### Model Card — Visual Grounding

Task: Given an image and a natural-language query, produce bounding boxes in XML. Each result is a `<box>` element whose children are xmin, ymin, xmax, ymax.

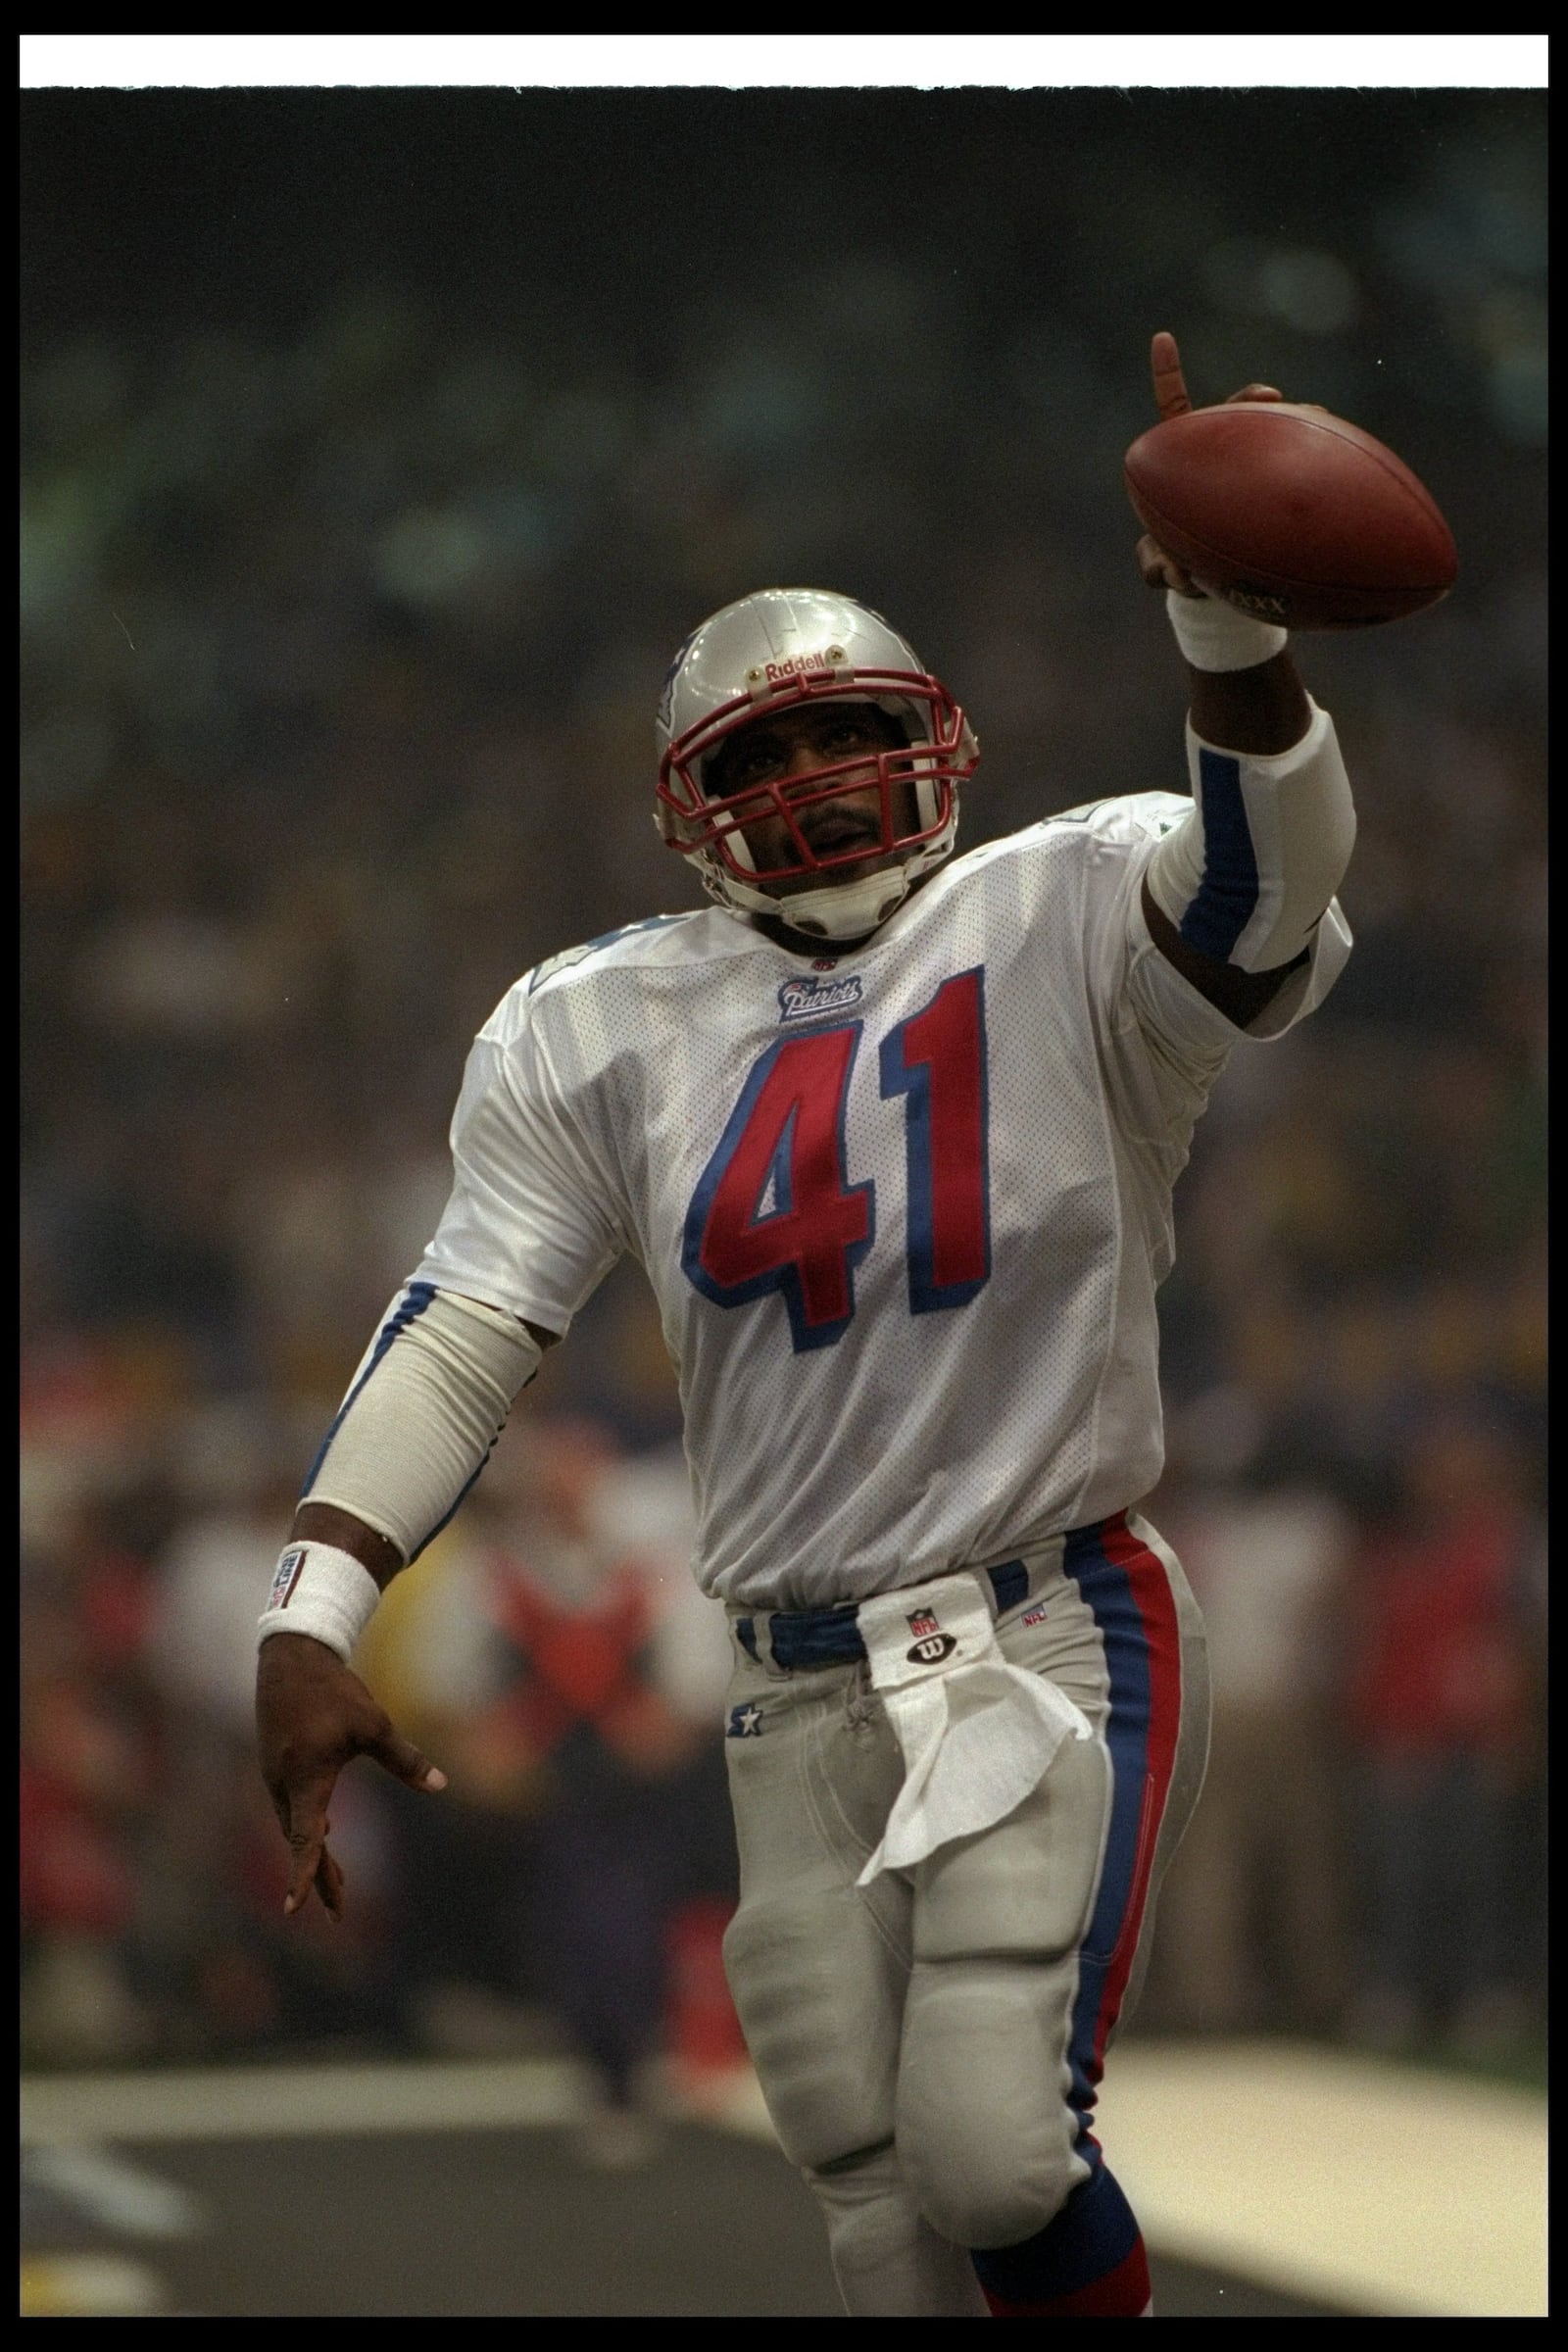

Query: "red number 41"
<box><xmin>681</xmin><ymin>969</ymin><xmax>991</xmax><ymax>1352</ymax></box>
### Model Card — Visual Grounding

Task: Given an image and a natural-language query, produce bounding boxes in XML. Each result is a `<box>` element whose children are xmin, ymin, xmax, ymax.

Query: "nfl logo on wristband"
<box><xmin>269</xmin><ymin>1547</ymin><xmax>308</xmax><ymax>1611</ymax></box>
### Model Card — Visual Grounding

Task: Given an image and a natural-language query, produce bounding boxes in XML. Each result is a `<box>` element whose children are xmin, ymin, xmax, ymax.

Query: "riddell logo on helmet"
<box><xmin>763</xmin><ymin>651</ymin><xmax>836</xmax><ymax>683</ymax></box>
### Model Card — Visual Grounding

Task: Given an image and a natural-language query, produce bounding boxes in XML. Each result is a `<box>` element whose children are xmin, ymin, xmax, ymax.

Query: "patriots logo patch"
<box><xmin>778</xmin><ymin>972</ymin><xmax>864</xmax><ymax>1022</ymax></box>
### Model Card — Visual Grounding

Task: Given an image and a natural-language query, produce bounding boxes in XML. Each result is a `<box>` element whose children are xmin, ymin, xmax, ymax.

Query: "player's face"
<box><xmin>705</xmin><ymin>702</ymin><xmax>918</xmax><ymax>897</ymax></box>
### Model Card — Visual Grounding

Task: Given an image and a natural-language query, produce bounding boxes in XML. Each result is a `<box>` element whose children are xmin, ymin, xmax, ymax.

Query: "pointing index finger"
<box><xmin>1151</xmin><ymin>331</ymin><xmax>1191</xmax><ymax>423</ymax></box>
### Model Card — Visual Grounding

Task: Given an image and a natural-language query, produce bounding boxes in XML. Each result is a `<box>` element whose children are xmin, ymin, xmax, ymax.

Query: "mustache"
<box><xmin>797</xmin><ymin>808</ymin><xmax>882</xmax><ymax>845</ymax></box>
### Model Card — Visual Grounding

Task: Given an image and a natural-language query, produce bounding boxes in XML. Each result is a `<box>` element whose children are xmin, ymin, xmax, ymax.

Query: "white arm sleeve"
<box><xmin>302</xmin><ymin>1286</ymin><xmax>542</xmax><ymax>1564</ymax></box>
<box><xmin>1144</xmin><ymin>698</ymin><xmax>1355</xmax><ymax>974</ymax></box>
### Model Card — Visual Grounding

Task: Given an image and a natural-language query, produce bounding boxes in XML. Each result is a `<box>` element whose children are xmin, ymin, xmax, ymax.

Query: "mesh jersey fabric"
<box><xmin>416</xmin><ymin>785</ymin><xmax>1351</xmax><ymax>1611</ymax></box>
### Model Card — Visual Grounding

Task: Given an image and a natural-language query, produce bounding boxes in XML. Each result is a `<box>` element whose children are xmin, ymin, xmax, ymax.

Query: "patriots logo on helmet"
<box><xmin>657</xmin><ymin>628</ymin><xmax>699</xmax><ymax>732</ymax></box>
<box><xmin>906</xmin><ymin>1608</ymin><xmax>957</xmax><ymax>1666</ymax></box>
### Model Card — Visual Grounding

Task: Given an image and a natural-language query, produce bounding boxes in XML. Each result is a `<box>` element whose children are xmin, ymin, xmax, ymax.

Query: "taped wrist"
<box><xmin>300</xmin><ymin>1285</ymin><xmax>544</xmax><ymax>1564</ymax></box>
<box><xmin>1145</xmin><ymin>699</ymin><xmax>1355</xmax><ymax>973</ymax></box>
<box><xmin>258</xmin><ymin>1542</ymin><xmax>380</xmax><ymax>1661</ymax></box>
<box><xmin>1165</xmin><ymin>588</ymin><xmax>1288</xmax><ymax>672</ymax></box>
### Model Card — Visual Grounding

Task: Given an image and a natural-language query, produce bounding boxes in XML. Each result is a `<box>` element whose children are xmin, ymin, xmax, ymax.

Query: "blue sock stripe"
<box><xmin>969</xmin><ymin>2162</ymin><xmax>1142</xmax><ymax>2300</ymax></box>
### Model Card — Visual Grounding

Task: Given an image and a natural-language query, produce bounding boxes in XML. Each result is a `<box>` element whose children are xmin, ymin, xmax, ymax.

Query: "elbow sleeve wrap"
<box><xmin>301</xmin><ymin>1285</ymin><xmax>543</xmax><ymax>1564</ymax></box>
<box><xmin>1145</xmin><ymin>699</ymin><xmax>1356</xmax><ymax>973</ymax></box>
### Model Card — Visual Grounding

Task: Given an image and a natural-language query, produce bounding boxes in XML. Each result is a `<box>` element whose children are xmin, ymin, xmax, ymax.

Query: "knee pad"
<box><xmin>896</xmin><ymin>1955</ymin><xmax>1090</xmax><ymax>2248</ymax></box>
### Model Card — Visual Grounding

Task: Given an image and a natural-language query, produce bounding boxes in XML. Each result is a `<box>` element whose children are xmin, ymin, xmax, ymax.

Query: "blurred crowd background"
<box><xmin>22</xmin><ymin>84</ymin><xmax>1544</xmax><ymax>2108</ymax></box>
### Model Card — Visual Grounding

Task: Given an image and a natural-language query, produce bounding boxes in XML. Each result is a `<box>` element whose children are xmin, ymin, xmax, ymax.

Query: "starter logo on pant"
<box><xmin>728</xmin><ymin>1702</ymin><xmax>764</xmax><ymax>1738</ymax></box>
<box><xmin>905</xmin><ymin>1608</ymin><xmax>957</xmax><ymax>1666</ymax></box>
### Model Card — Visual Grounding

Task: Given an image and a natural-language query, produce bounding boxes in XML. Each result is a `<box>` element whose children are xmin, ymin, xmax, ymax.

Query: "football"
<box><xmin>1123</xmin><ymin>401</ymin><xmax>1457</xmax><ymax>628</ymax></box>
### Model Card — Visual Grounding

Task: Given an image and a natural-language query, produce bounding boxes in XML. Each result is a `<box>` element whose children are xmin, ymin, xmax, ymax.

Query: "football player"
<box><xmin>257</xmin><ymin>333</ymin><xmax>1355</xmax><ymax>2317</ymax></box>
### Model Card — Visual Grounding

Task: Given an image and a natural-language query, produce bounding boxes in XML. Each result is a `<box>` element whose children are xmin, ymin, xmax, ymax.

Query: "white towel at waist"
<box><xmin>855</xmin><ymin>1569</ymin><xmax>1092</xmax><ymax>1886</ymax></box>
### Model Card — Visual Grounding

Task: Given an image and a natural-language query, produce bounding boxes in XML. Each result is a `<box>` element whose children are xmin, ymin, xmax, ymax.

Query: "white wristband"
<box><xmin>258</xmin><ymin>1542</ymin><xmax>381</xmax><ymax>1663</ymax></box>
<box><xmin>1165</xmin><ymin>588</ymin><xmax>1288</xmax><ymax>672</ymax></box>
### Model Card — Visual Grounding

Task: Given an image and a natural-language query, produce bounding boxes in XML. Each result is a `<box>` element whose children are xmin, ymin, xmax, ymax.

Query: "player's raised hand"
<box><xmin>1150</xmin><ymin>328</ymin><xmax>1195</xmax><ymax>424</ymax></box>
<box><xmin>1139</xmin><ymin>330</ymin><xmax>1287</xmax><ymax>597</ymax></box>
<box><xmin>257</xmin><ymin>1631</ymin><xmax>447</xmax><ymax>1920</ymax></box>
<box><xmin>1149</xmin><ymin>327</ymin><xmax>1285</xmax><ymax>424</ymax></box>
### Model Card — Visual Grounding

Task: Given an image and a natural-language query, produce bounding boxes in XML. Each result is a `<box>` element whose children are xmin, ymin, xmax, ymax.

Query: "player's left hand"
<box><xmin>1136</xmin><ymin>330</ymin><xmax>1287</xmax><ymax>600</ymax></box>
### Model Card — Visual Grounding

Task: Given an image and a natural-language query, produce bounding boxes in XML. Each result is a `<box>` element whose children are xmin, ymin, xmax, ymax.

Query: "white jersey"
<box><xmin>416</xmin><ymin>791</ymin><xmax>1350</xmax><ymax>1611</ymax></box>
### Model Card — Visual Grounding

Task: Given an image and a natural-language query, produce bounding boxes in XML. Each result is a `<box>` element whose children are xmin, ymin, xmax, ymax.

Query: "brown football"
<box><xmin>1123</xmin><ymin>400</ymin><xmax>1457</xmax><ymax>629</ymax></box>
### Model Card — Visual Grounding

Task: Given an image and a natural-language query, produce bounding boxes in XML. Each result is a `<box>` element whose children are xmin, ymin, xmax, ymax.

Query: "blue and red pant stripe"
<box><xmin>1063</xmin><ymin>1509</ymin><xmax>1185</xmax><ymax>2127</ymax></box>
<box><xmin>970</xmin><ymin>1511</ymin><xmax>1183</xmax><ymax>2316</ymax></box>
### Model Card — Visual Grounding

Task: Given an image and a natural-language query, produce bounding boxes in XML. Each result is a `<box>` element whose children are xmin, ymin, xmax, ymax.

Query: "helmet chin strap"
<box><xmin>715</xmin><ymin>863</ymin><xmax>915</xmax><ymax>943</ymax></box>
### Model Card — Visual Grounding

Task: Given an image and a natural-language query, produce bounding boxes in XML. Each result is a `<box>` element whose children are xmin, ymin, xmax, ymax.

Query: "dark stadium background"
<box><xmin>21</xmin><ymin>76</ymin><xmax>1544</xmax><ymax>2317</ymax></box>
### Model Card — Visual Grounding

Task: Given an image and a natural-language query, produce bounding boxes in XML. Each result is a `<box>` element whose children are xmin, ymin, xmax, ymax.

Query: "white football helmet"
<box><xmin>655</xmin><ymin>587</ymin><xmax>978</xmax><ymax>942</ymax></box>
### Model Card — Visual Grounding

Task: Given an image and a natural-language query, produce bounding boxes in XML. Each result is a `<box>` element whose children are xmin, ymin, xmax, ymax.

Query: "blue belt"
<box><xmin>737</xmin><ymin>1558</ymin><xmax>1031</xmax><ymax>1672</ymax></box>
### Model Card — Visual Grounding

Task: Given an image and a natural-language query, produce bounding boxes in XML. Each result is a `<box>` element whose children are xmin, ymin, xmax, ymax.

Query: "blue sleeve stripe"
<box><xmin>298</xmin><ymin>1280</ymin><xmax>439</xmax><ymax>1502</ymax></box>
<box><xmin>405</xmin><ymin>1446</ymin><xmax>495</xmax><ymax>1566</ymax></box>
<box><xmin>1178</xmin><ymin>747</ymin><xmax>1259</xmax><ymax>961</ymax></box>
